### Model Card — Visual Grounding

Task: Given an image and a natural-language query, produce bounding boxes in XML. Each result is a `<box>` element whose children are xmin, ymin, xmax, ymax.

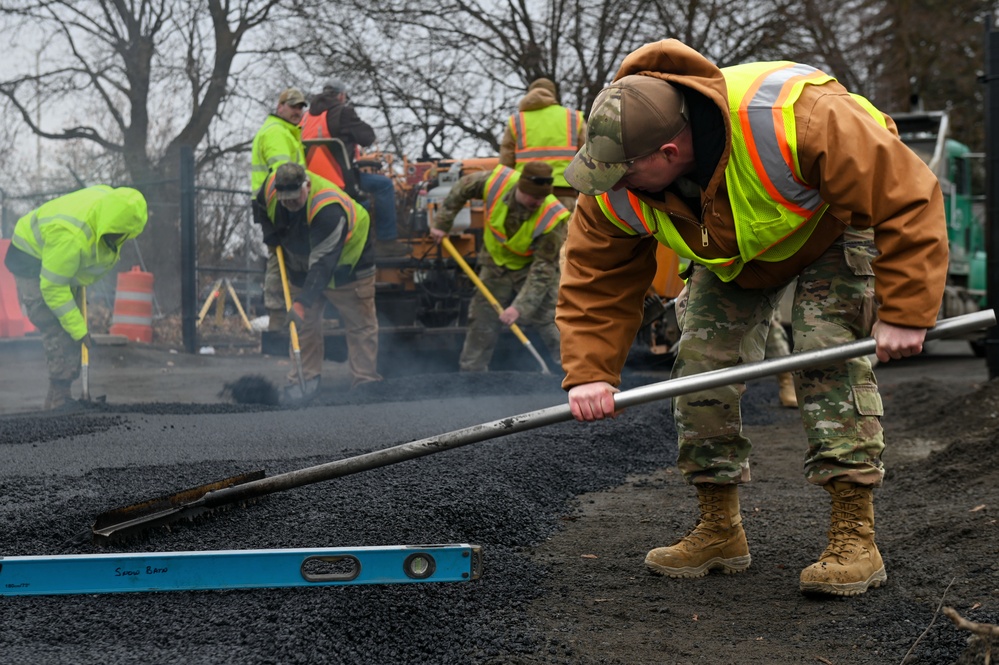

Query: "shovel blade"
<box><xmin>281</xmin><ymin>377</ymin><xmax>321</xmax><ymax>405</ymax></box>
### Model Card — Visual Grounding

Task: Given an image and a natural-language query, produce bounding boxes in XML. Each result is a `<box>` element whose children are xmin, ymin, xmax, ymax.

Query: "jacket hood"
<box><xmin>612</xmin><ymin>39</ymin><xmax>732</xmax><ymax>196</ymax></box>
<box><xmin>91</xmin><ymin>187</ymin><xmax>148</xmax><ymax>241</ymax></box>
<box><xmin>308</xmin><ymin>90</ymin><xmax>341</xmax><ymax>115</ymax></box>
<box><xmin>517</xmin><ymin>87</ymin><xmax>559</xmax><ymax>112</ymax></box>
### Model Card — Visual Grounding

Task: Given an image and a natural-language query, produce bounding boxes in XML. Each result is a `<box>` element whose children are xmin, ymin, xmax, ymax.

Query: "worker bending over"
<box><xmin>429</xmin><ymin>162</ymin><xmax>567</xmax><ymax>373</ymax></box>
<box><xmin>4</xmin><ymin>186</ymin><xmax>148</xmax><ymax>409</ymax></box>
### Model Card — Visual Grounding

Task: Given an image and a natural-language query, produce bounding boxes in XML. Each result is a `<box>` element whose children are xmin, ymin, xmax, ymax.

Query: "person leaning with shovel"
<box><xmin>253</xmin><ymin>162</ymin><xmax>382</xmax><ymax>396</ymax></box>
<box><xmin>428</xmin><ymin>161</ymin><xmax>568</xmax><ymax>373</ymax></box>
<box><xmin>3</xmin><ymin>185</ymin><xmax>148</xmax><ymax>410</ymax></box>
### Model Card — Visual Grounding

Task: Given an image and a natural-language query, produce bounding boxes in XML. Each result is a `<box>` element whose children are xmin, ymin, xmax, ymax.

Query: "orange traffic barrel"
<box><xmin>109</xmin><ymin>266</ymin><xmax>154</xmax><ymax>343</ymax></box>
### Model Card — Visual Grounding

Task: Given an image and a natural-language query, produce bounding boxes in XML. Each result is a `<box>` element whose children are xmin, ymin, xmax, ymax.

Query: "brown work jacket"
<box><xmin>557</xmin><ymin>39</ymin><xmax>949</xmax><ymax>389</ymax></box>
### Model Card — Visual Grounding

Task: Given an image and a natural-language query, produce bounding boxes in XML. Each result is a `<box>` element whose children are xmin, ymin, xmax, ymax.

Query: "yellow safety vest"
<box><xmin>264</xmin><ymin>171</ymin><xmax>369</xmax><ymax>280</ymax></box>
<box><xmin>597</xmin><ymin>62</ymin><xmax>887</xmax><ymax>282</ymax></box>
<box><xmin>510</xmin><ymin>105</ymin><xmax>584</xmax><ymax>189</ymax></box>
<box><xmin>482</xmin><ymin>165</ymin><xmax>569</xmax><ymax>271</ymax></box>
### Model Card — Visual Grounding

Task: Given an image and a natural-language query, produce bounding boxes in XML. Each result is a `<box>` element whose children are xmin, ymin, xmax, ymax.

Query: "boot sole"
<box><xmin>799</xmin><ymin>566</ymin><xmax>887</xmax><ymax>596</ymax></box>
<box><xmin>645</xmin><ymin>554</ymin><xmax>752</xmax><ymax>578</ymax></box>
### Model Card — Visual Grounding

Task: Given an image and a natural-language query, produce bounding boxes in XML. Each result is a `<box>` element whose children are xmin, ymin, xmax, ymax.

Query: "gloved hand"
<box><xmin>287</xmin><ymin>301</ymin><xmax>307</xmax><ymax>329</ymax></box>
<box><xmin>79</xmin><ymin>333</ymin><xmax>94</xmax><ymax>349</ymax></box>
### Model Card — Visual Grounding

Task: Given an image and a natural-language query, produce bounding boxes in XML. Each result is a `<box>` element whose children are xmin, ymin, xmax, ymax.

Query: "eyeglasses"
<box><xmin>522</xmin><ymin>175</ymin><xmax>555</xmax><ymax>186</ymax></box>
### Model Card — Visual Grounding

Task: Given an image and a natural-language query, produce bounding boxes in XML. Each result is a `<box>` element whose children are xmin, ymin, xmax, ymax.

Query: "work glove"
<box><xmin>79</xmin><ymin>333</ymin><xmax>94</xmax><ymax>349</ymax></box>
<box><xmin>287</xmin><ymin>301</ymin><xmax>307</xmax><ymax>329</ymax></box>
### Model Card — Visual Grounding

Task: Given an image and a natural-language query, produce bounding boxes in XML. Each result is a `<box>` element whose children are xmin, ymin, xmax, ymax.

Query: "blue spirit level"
<box><xmin>0</xmin><ymin>544</ymin><xmax>482</xmax><ymax>596</ymax></box>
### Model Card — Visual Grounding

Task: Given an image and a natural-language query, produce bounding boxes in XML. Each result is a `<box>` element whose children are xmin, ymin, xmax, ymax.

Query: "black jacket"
<box><xmin>307</xmin><ymin>90</ymin><xmax>377</xmax><ymax>158</ymax></box>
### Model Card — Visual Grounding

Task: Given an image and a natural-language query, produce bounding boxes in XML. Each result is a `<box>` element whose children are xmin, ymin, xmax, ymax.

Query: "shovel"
<box><xmin>78</xmin><ymin>287</ymin><xmax>106</xmax><ymax>404</ymax></box>
<box><xmin>274</xmin><ymin>246</ymin><xmax>318</xmax><ymax>403</ymax></box>
<box><xmin>441</xmin><ymin>236</ymin><xmax>551</xmax><ymax>375</ymax></box>
<box><xmin>89</xmin><ymin>309</ymin><xmax>995</xmax><ymax>544</ymax></box>
<box><xmin>80</xmin><ymin>286</ymin><xmax>90</xmax><ymax>402</ymax></box>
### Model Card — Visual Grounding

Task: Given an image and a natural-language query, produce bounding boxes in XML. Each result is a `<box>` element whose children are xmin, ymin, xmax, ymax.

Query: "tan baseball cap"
<box><xmin>565</xmin><ymin>75</ymin><xmax>688</xmax><ymax>196</ymax></box>
<box><xmin>278</xmin><ymin>87</ymin><xmax>307</xmax><ymax>108</ymax></box>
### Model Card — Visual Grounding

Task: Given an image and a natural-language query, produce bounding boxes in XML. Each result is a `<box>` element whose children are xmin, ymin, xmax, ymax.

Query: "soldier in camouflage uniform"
<box><xmin>556</xmin><ymin>41</ymin><xmax>948</xmax><ymax>597</ymax></box>
<box><xmin>429</xmin><ymin>161</ymin><xmax>568</xmax><ymax>372</ymax></box>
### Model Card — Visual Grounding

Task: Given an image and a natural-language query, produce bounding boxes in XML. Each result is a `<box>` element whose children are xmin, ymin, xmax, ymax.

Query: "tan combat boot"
<box><xmin>799</xmin><ymin>480</ymin><xmax>887</xmax><ymax>596</ymax></box>
<box><xmin>645</xmin><ymin>483</ymin><xmax>751</xmax><ymax>578</ymax></box>
<box><xmin>777</xmin><ymin>372</ymin><xmax>798</xmax><ymax>408</ymax></box>
<box><xmin>44</xmin><ymin>379</ymin><xmax>73</xmax><ymax>410</ymax></box>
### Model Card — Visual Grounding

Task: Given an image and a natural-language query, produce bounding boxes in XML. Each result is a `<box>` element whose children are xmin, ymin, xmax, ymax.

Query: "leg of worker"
<box><xmin>793</xmin><ymin>228</ymin><xmax>886</xmax><ymax>595</ymax></box>
<box><xmin>646</xmin><ymin>266</ymin><xmax>782</xmax><ymax>577</ymax></box>
<box><xmin>357</xmin><ymin>171</ymin><xmax>398</xmax><ymax>241</ymax></box>
<box><xmin>14</xmin><ymin>276</ymin><xmax>80</xmax><ymax>408</ymax></box>
<box><xmin>766</xmin><ymin>313</ymin><xmax>797</xmax><ymax>408</ymax></box>
<box><xmin>323</xmin><ymin>271</ymin><xmax>382</xmax><ymax>387</ymax></box>
<box><xmin>286</xmin><ymin>283</ymin><xmax>324</xmax><ymax>385</ymax></box>
<box><xmin>459</xmin><ymin>264</ymin><xmax>512</xmax><ymax>372</ymax></box>
<box><xmin>519</xmin><ymin>280</ymin><xmax>561</xmax><ymax>368</ymax></box>
<box><xmin>263</xmin><ymin>252</ymin><xmax>286</xmax><ymax>331</ymax></box>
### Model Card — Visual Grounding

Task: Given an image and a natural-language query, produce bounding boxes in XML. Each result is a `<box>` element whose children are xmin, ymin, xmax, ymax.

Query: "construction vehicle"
<box><xmin>892</xmin><ymin>111</ymin><xmax>988</xmax><ymax>355</ymax></box>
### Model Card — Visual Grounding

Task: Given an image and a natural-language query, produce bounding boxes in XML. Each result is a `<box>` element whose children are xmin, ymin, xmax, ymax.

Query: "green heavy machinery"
<box><xmin>892</xmin><ymin>111</ymin><xmax>988</xmax><ymax>355</ymax></box>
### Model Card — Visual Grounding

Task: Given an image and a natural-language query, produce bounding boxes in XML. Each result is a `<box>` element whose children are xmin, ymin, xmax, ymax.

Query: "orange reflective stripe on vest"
<box><xmin>737</xmin><ymin>63</ymin><xmax>827</xmax><ymax>218</ymax></box>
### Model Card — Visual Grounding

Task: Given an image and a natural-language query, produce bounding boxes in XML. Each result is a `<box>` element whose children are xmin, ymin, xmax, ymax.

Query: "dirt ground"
<box><xmin>525</xmin><ymin>343</ymin><xmax>999</xmax><ymax>665</ymax></box>
<box><xmin>1</xmin><ymin>332</ymin><xmax>997</xmax><ymax>663</ymax></box>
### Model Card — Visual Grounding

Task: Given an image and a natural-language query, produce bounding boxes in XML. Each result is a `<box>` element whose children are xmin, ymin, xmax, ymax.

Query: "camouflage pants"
<box><xmin>14</xmin><ymin>276</ymin><xmax>82</xmax><ymax>382</ymax></box>
<box><xmin>672</xmin><ymin>228</ymin><xmax>884</xmax><ymax>487</ymax></box>
<box><xmin>765</xmin><ymin>310</ymin><xmax>791</xmax><ymax>358</ymax></box>
<box><xmin>460</xmin><ymin>263</ymin><xmax>561</xmax><ymax>372</ymax></box>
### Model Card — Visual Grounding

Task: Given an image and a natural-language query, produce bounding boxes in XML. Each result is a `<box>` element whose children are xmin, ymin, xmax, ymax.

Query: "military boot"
<box><xmin>799</xmin><ymin>480</ymin><xmax>887</xmax><ymax>596</ymax></box>
<box><xmin>44</xmin><ymin>379</ymin><xmax>73</xmax><ymax>410</ymax></box>
<box><xmin>777</xmin><ymin>372</ymin><xmax>798</xmax><ymax>408</ymax></box>
<box><xmin>645</xmin><ymin>483</ymin><xmax>751</xmax><ymax>578</ymax></box>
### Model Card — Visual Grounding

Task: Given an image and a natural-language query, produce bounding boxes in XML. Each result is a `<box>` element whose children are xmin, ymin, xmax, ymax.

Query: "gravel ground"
<box><xmin>1</xmin><ymin>338</ymin><xmax>997</xmax><ymax>664</ymax></box>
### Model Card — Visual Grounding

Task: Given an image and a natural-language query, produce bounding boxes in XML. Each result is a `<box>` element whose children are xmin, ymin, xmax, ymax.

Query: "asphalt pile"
<box><xmin>1</xmin><ymin>370</ymin><xmax>679</xmax><ymax>664</ymax></box>
<box><xmin>4</xmin><ymin>369</ymin><xmax>995</xmax><ymax>664</ymax></box>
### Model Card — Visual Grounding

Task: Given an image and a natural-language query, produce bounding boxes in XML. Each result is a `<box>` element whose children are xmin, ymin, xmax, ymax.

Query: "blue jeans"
<box><xmin>357</xmin><ymin>171</ymin><xmax>397</xmax><ymax>241</ymax></box>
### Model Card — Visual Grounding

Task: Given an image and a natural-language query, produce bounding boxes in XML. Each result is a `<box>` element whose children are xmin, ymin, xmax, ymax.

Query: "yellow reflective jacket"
<box><xmin>10</xmin><ymin>186</ymin><xmax>148</xmax><ymax>340</ymax></box>
<box><xmin>250</xmin><ymin>114</ymin><xmax>306</xmax><ymax>194</ymax></box>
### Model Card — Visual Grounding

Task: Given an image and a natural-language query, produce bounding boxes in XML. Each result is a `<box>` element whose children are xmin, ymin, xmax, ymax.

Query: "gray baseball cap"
<box><xmin>273</xmin><ymin>163</ymin><xmax>307</xmax><ymax>200</ymax></box>
<box><xmin>565</xmin><ymin>75</ymin><xmax>689</xmax><ymax>196</ymax></box>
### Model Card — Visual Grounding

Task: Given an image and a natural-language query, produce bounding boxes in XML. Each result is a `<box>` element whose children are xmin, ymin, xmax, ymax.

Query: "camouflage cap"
<box><xmin>278</xmin><ymin>87</ymin><xmax>307</xmax><ymax>108</ymax></box>
<box><xmin>273</xmin><ymin>163</ymin><xmax>307</xmax><ymax>200</ymax></box>
<box><xmin>565</xmin><ymin>75</ymin><xmax>688</xmax><ymax>196</ymax></box>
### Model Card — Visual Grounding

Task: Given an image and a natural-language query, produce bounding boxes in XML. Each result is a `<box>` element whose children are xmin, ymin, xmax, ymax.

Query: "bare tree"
<box><xmin>294</xmin><ymin>0</ymin><xmax>802</xmax><ymax>161</ymax></box>
<box><xmin>788</xmin><ymin>0</ymin><xmax>996</xmax><ymax>150</ymax></box>
<box><xmin>0</xmin><ymin>0</ymin><xmax>299</xmax><ymax>311</ymax></box>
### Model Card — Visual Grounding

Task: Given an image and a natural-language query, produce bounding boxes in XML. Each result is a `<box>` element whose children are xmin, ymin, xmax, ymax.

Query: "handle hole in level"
<box><xmin>301</xmin><ymin>555</ymin><xmax>360</xmax><ymax>582</ymax></box>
